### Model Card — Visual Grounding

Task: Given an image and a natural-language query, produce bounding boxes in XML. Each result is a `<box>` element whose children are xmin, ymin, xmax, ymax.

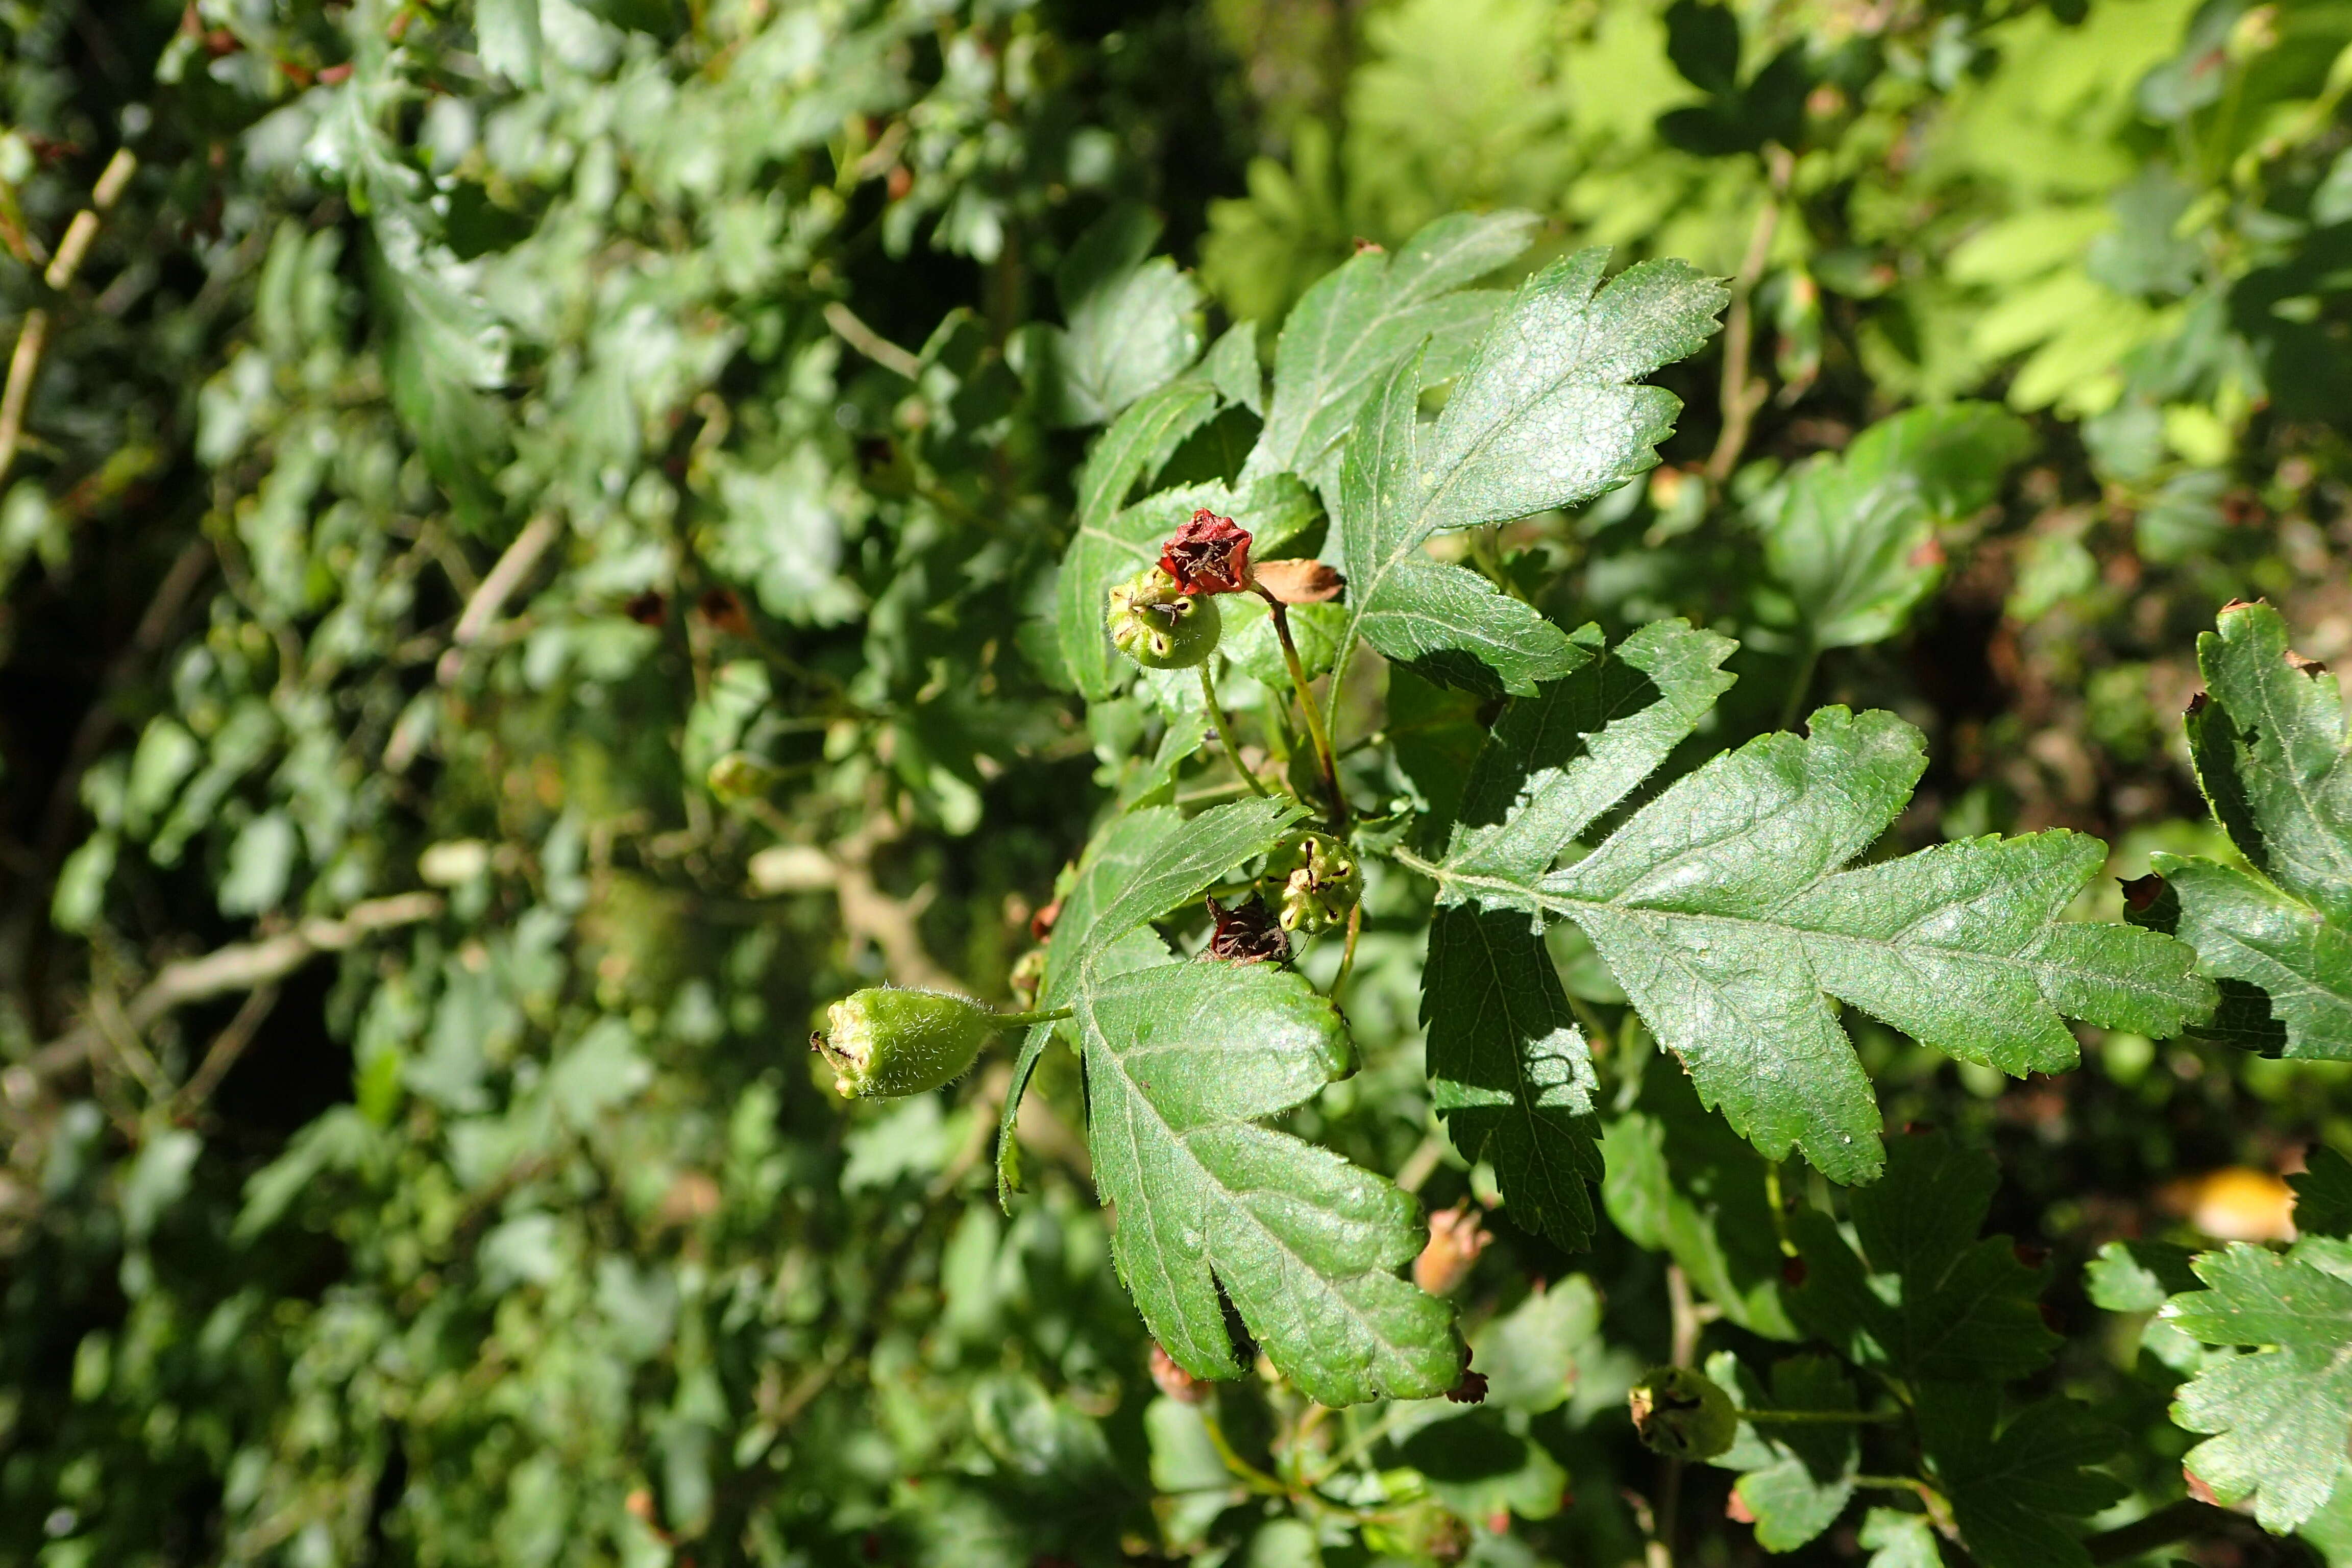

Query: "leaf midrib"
<box><xmin>1075</xmin><ymin>957</ymin><xmax>1436</xmax><ymax>1392</ymax></box>
<box><xmin>1429</xmin><ymin>863</ymin><xmax>2194</xmax><ymax>998</ymax></box>
<box><xmin>1261</xmin><ymin>222</ymin><xmax>1518</xmax><ymax>476</ymax></box>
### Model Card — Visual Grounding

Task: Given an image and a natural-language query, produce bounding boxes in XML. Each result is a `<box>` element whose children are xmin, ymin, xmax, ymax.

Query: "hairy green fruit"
<box><xmin>1265</xmin><ymin>830</ymin><xmax>1362</xmax><ymax>933</ymax></box>
<box><xmin>1108</xmin><ymin>567</ymin><xmax>1220</xmax><ymax>669</ymax></box>
<box><xmin>814</xmin><ymin>987</ymin><xmax>998</xmax><ymax>1099</ymax></box>
<box><xmin>1629</xmin><ymin>1366</ymin><xmax>1737</xmax><ymax>1460</ymax></box>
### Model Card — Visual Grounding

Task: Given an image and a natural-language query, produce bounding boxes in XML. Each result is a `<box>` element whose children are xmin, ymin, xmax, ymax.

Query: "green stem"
<box><xmin>1777</xmin><ymin>639</ymin><xmax>1819</xmax><ymax>734</ymax></box>
<box><xmin>1199</xmin><ymin>660</ymin><xmax>1269</xmax><ymax>797</ymax></box>
<box><xmin>2084</xmin><ymin>1498</ymin><xmax>2222</xmax><ymax>1565</ymax></box>
<box><xmin>1763</xmin><ymin>1162</ymin><xmax>1797</xmax><ymax>1257</ymax></box>
<box><xmin>1852</xmin><ymin>1475</ymin><xmax>1939</xmax><ymax>1497</ymax></box>
<box><xmin>1263</xmin><ymin>592</ymin><xmax>1347</xmax><ymax>829</ymax></box>
<box><xmin>995</xmin><ymin>1007</ymin><xmax>1073</xmax><ymax>1028</ymax></box>
<box><xmin>1305</xmin><ymin>1403</ymin><xmax>1410</xmax><ymax>1488</ymax></box>
<box><xmin>1332</xmin><ymin>901</ymin><xmax>1362</xmax><ymax>1001</ymax></box>
<box><xmin>1199</xmin><ymin>1404</ymin><xmax>1289</xmax><ymax>1499</ymax></box>
<box><xmin>1747</xmin><ymin>1408</ymin><xmax>1905</xmax><ymax>1426</ymax></box>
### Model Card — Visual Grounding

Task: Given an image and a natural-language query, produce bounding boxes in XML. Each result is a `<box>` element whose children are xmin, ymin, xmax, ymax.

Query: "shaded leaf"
<box><xmin>1708</xmin><ymin>1352</ymin><xmax>1857</xmax><ymax>1551</ymax></box>
<box><xmin>1752</xmin><ymin>402</ymin><xmax>2032</xmax><ymax>650</ymax></box>
<box><xmin>1333</xmin><ymin>251</ymin><xmax>1724</xmax><ymax>696</ymax></box>
<box><xmin>1430</xmin><ymin>707</ymin><xmax>2211</xmax><ymax>1181</ymax></box>
<box><xmin>2165</xmin><ymin>1240</ymin><xmax>2352</xmax><ymax>1531</ymax></box>
<box><xmin>1245</xmin><ymin>209</ymin><xmax>1538</xmax><ymax>485</ymax></box>
<box><xmin>1787</xmin><ymin>1130</ymin><xmax>2058</xmax><ymax>1384</ymax></box>
<box><xmin>1917</xmin><ymin>1385</ymin><xmax>2124</xmax><ymax>1568</ymax></box>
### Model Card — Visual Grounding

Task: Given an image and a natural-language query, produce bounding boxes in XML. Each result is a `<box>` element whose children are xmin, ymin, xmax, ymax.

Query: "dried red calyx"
<box><xmin>1160</xmin><ymin>509</ymin><xmax>1253</xmax><ymax>595</ymax></box>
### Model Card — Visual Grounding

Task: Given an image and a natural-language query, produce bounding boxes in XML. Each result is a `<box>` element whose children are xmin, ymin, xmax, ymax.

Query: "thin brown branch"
<box><xmin>19</xmin><ymin>893</ymin><xmax>444</xmax><ymax>1091</ymax></box>
<box><xmin>1703</xmin><ymin>191</ymin><xmax>1781</xmax><ymax>488</ymax></box>
<box><xmin>43</xmin><ymin>148</ymin><xmax>138</xmax><ymax>290</ymax></box>
<box><xmin>170</xmin><ymin>983</ymin><xmax>282</xmax><ymax>1117</ymax></box>
<box><xmin>0</xmin><ymin>147</ymin><xmax>140</xmax><ymax>489</ymax></box>
<box><xmin>822</xmin><ymin>302</ymin><xmax>923</xmax><ymax>380</ymax></box>
<box><xmin>0</xmin><ymin>307</ymin><xmax>50</xmax><ymax>488</ymax></box>
<box><xmin>436</xmin><ymin>511</ymin><xmax>562</xmax><ymax>683</ymax></box>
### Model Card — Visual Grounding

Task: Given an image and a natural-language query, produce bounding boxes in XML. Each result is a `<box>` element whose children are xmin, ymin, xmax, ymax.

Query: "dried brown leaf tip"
<box><xmin>1253</xmin><ymin>558</ymin><xmax>1346</xmax><ymax>605</ymax></box>
<box><xmin>1160</xmin><ymin>509</ymin><xmax>1253</xmax><ymax>595</ymax></box>
<box><xmin>1203</xmin><ymin>895</ymin><xmax>1288</xmax><ymax>964</ymax></box>
<box><xmin>1148</xmin><ymin>1342</ymin><xmax>1210</xmax><ymax>1404</ymax></box>
<box><xmin>1413</xmin><ymin>1202</ymin><xmax>1492</xmax><ymax>1296</ymax></box>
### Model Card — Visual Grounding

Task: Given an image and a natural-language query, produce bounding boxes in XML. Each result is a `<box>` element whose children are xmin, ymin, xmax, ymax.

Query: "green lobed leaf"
<box><xmin>1331</xmin><ymin>251</ymin><xmax>1725</xmax><ymax>698</ymax></box>
<box><xmin>998</xmin><ymin>796</ymin><xmax>1305</xmax><ymax>1202</ymax></box>
<box><xmin>2151</xmin><ymin>857</ymin><xmax>2348</xmax><ymax>1054</ymax></box>
<box><xmin>1074</xmin><ymin>379</ymin><xmax>1225</xmax><ymax>532</ymax></box>
<box><xmin>1917</xmin><ymin>1384</ymin><xmax>2125</xmax><ymax>1568</ymax></box>
<box><xmin>1437</xmin><ymin>617</ymin><xmax>1738</xmax><ymax>890</ymax></box>
<box><xmin>1244</xmin><ymin>209</ymin><xmax>1538</xmax><ymax>486</ymax></box>
<box><xmin>1335</xmin><ymin>346</ymin><xmax>1587</xmax><ymax>698</ymax></box>
<box><xmin>2164</xmin><ymin>1240</ymin><xmax>2352</xmax><ymax>1531</ymax></box>
<box><xmin>1787</xmin><ymin>1130</ymin><xmax>2059</xmax><ymax>1384</ymax></box>
<box><xmin>995</xmin><ymin>799</ymin><xmax>1461</xmax><ymax>1403</ymax></box>
<box><xmin>2160</xmin><ymin>601</ymin><xmax>2352</xmax><ymax>1057</ymax></box>
<box><xmin>1081</xmin><ymin>959</ymin><xmax>1461</xmax><ymax>1405</ymax></box>
<box><xmin>1859</xmin><ymin>1507</ymin><xmax>1944</xmax><ymax>1567</ymax></box>
<box><xmin>1028</xmin><ymin>206</ymin><xmax>1206</xmax><ymax>429</ymax></box>
<box><xmin>2295</xmin><ymin>1146</ymin><xmax>2352</xmax><ymax>1238</ymax></box>
<box><xmin>1422</xmin><ymin>620</ymin><xmax>1734</xmax><ymax>1248</ymax></box>
<box><xmin>1707</xmin><ymin>1352</ymin><xmax>1858</xmax><ymax>1551</ymax></box>
<box><xmin>1752</xmin><ymin>402</ymin><xmax>2032</xmax><ymax>650</ymax></box>
<box><xmin>1429</xmin><ymin>706</ymin><xmax>2211</xmax><ymax>1181</ymax></box>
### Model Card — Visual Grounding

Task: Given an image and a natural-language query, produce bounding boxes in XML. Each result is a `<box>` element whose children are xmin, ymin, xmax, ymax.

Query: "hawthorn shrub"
<box><xmin>6</xmin><ymin>3</ymin><xmax>2352</xmax><ymax>1568</ymax></box>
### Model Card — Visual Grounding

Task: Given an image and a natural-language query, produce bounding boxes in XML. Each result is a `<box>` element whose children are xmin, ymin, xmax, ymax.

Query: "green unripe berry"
<box><xmin>1108</xmin><ymin>567</ymin><xmax>1220</xmax><ymax>670</ymax></box>
<box><xmin>1628</xmin><ymin>1366</ymin><xmax>1737</xmax><ymax>1460</ymax></box>
<box><xmin>1264</xmin><ymin>830</ymin><xmax>1363</xmax><ymax>934</ymax></box>
<box><xmin>813</xmin><ymin>987</ymin><xmax>998</xmax><ymax>1099</ymax></box>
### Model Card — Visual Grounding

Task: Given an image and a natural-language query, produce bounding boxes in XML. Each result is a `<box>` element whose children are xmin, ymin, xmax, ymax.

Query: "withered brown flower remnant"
<box><xmin>1203</xmin><ymin>894</ymin><xmax>1289</xmax><ymax>964</ymax></box>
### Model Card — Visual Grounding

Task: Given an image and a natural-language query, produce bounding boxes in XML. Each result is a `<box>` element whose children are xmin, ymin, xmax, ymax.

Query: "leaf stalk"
<box><xmin>1261</xmin><ymin>588</ymin><xmax>1348</xmax><ymax>828</ymax></box>
<box><xmin>1198</xmin><ymin>659</ymin><xmax>1270</xmax><ymax>798</ymax></box>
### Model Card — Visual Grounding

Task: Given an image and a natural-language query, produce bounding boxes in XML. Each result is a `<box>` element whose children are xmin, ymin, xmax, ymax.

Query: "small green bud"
<box><xmin>707</xmin><ymin>750</ymin><xmax>785</xmax><ymax>801</ymax></box>
<box><xmin>1108</xmin><ymin>568</ymin><xmax>1220</xmax><ymax>670</ymax></box>
<box><xmin>1628</xmin><ymin>1366</ymin><xmax>1737</xmax><ymax>1461</ymax></box>
<box><xmin>813</xmin><ymin>987</ymin><xmax>999</xmax><ymax>1098</ymax></box>
<box><xmin>1264</xmin><ymin>830</ymin><xmax>1363</xmax><ymax>934</ymax></box>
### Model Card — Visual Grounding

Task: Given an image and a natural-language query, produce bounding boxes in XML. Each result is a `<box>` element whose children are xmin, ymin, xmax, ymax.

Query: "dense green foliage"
<box><xmin>7</xmin><ymin>1</ymin><xmax>2352</xmax><ymax>1565</ymax></box>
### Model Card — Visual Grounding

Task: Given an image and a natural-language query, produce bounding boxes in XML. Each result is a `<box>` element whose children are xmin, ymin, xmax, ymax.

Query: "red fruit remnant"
<box><xmin>1160</xmin><ymin>509</ymin><xmax>1252</xmax><ymax>595</ymax></box>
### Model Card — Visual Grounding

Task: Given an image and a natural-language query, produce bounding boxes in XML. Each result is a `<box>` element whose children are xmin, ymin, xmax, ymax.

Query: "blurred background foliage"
<box><xmin>0</xmin><ymin>0</ymin><xmax>2347</xmax><ymax>1564</ymax></box>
